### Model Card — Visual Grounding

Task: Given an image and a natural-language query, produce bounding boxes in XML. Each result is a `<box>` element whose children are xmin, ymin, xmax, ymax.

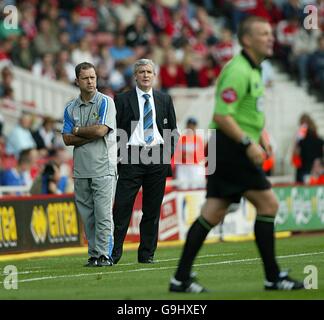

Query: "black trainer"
<box><xmin>112</xmin><ymin>256</ymin><xmax>120</xmax><ymax>265</ymax></box>
<box><xmin>84</xmin><ymin>257</ymin><xmax>98</xmax><ymax>267</ymax></box>
<box><xmin>264</xmin><ymin>271</ymin><xmax>305</xmax><ymax>290</ymax></box>
<box><xmin>97</xmin><ymin>255</ymin><xmax>114</xmax><ymax>267</ymax></box>
<box><xmin>138</xmin><ymin>257</ymin><xmax>154</xmax><ymax>264</ymax></box>
<box><xmin>169</xmin><ymin>276</ymin><xmax>208</xmax><ymax>293</ymax></box>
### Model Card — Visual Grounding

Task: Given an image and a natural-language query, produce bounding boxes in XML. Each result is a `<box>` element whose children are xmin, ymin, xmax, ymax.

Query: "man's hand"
<box><xmin>263</xmin><ymin>143</ymin><xmax>273</xmax><ymax>157</ymax></box>
<box><xmin>246</xmin><ymin>143</ymin><xmax>265</xmax><ymax>167</ymax></box>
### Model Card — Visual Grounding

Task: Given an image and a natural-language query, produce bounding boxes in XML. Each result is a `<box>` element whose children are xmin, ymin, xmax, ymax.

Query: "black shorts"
<box><xmin>206</xmin><ymin>130</ymin><xmax>271</xmax><ymax>203</ymax></box>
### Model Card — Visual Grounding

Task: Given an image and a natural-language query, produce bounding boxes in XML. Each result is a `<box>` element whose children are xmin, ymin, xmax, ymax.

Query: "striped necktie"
<box><xmin>143</xmin><ymin>94</ymin><xmax>153</xmax><ymax>144</ymax></box>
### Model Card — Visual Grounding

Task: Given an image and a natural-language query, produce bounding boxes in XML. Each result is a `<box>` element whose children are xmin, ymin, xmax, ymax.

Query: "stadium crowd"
<box><xmin>0</xmin><ymin>0</ymin><xmax>324</xmax><ymax>194</ymax></box>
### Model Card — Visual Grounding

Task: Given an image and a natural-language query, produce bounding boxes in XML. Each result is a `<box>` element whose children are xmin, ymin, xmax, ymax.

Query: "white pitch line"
<box><xmin>0</xmin><ymin>253</ymin><xmax>237</xmax><ymax>276</ymax></box>
<box><xmin>1</xmin><ymin>251</ymin><xmax>323</xmax><ymax>285</ymax></box>
<box><xmin>118</xmin><ymin>252</ymin><xmax>236</xmax><ymax>266</ymax></box>
<box><xmin>11</xmin><ymin>270</ymin><xmax>45</xmax><ymax>275</ymax></box>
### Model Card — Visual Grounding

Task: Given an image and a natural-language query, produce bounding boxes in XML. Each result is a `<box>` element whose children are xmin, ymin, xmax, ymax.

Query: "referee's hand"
<box><xmin>246</xmin><ymin>143</ymin><xmax>265</xmax><ymax>167</ymax></box>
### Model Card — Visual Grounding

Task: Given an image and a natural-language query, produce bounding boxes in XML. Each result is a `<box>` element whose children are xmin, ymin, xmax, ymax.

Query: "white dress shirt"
<box><xmin>128</xmin><ymin>87</ymin><xmax>164</xmax><ymax>147</ymax></box>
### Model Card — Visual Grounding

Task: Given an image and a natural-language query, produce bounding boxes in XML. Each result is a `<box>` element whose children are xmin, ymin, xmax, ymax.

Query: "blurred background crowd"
<box><xmin>0</xmin><ymin>0</ymin><xmax>324</xmax><ymax>195</ymax></box>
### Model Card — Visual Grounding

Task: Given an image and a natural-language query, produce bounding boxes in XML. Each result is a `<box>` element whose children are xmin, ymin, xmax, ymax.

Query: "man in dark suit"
<box><xmin>112</xmin><ymin>59</ymin><xmax>179</xmax><ymax>264</ymax></box>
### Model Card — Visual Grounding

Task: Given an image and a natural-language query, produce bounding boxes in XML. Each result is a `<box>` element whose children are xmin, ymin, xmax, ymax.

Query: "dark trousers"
<box><xmin>112</xmin><ymin>162</ymin><xmax>168</xmax><ymax>262</ymax></box>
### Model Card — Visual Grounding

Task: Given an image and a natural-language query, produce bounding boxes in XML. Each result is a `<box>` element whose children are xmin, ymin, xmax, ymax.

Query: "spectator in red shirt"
<box><xmin>308</xmin><ymin>158</ymin><xmax>324</xmax><ymax>185</ymax></box>
<box><xmin>230</xmin><ymin>0</ymin><xmax>257</xmax><ymax>32</ymax></box>
<box><xmin>74</xmin><ymin>0</ymin><xmax>98</xmax><ymax>32</ymax></box>
<box><xmin>192</xmin><ymin>29</ymin><xmax>210</xmax><ymax>58</ymax></box>
<box><xmin>160</xmin><ymin>49</ymin><xmax>187</xmax><ymax>91</ymax></box>
<box><xmin>212</xmin><ymin>27</ymin><xmax>235</xmax><ymax>68</ymax></box>
<box><xmin>229</xmin><ymin>0</ymin><xmax>277</xmax><ymax>31</ymax></box>
<box><xmin>0</xmin><ymin>39</ymin><xmax>13</xmax><ymax>65</ymax></box>
<box><xmin>247</xmin><ymin>0</ymin><xmax>272</xmax><ymax>21</ymax></box>
<box><xmin>147</xmin><ymin>0</ymin><xmax>173</xmax><ymax>35</ymax></box>
<box><xmin>198</xmin><ymin>55</ymin><xmax>221</xmax><ymax>87</ymax></box>
<box><xmin>264</xmin><ymin>0</ymin><xmax>283</xmax><ymax>27</ymax></box>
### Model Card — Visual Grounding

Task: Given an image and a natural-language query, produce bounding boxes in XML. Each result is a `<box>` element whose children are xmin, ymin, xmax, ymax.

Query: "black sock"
<box><xmin>254</xmin><ymin>215</ymin><xmax>280</xmax><ymax>282</ymax></box>
<box><xmin>174</xmin><ymin>216</ymin><xmax>213</xmax><ymax>282</ymax></box>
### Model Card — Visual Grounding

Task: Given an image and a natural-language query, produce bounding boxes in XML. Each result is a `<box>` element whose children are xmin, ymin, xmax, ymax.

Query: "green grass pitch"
<box><xmin>0</xmin><ymin>234</ymin><xmax>323</xmax><ymax>300</ymax></box>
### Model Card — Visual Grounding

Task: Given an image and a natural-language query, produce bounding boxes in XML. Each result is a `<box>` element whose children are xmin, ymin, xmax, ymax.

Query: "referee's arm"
<box><xmin>213</xmin><ymin>114</ymin><xmax>246</xmax><ymax>143</ymax></box>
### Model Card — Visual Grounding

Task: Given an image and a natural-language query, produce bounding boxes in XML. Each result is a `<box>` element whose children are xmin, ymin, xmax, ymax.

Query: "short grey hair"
<box><xmin>133</xmin><ymin>59</ymin><xmax>156</xmax><ymax>74</ymax></box>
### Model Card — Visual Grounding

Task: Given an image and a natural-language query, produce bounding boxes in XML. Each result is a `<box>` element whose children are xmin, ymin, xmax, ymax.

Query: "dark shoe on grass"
<box><xmin>97</xmin><ymin>255</ymin><xmax>114</xmax><ymax>267</ymax></box>
<box><xmin>264</xmin><ymin>271</ymin><xmax>304</xmax><ymax>290</ymax></box>
<box><xmin>84</xmin><ymin>257</ymin><xmax>98</xmax><ymax>267</ymax></box>
<box><xmin>169</xmin><ymin>276</ymin><xmax>208</xmax><ymax>293</ymax></box>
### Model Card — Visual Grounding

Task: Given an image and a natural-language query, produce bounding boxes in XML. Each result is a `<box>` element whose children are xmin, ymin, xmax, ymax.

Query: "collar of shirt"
<box><xmin>127</xmin><ymin>86</ymin><xmax>164</xmax><ymax>146</ymax></box>
<box><xmin>136</xmin><ymin>86</ymin><xmax>153</xmax><ymax>102</ymax></box>
<box><xmin>76</xmin><ymin>91</ymin><xmax>98</xmax><ymax>107</ymax></box>
<box><xmin>241</xmin><ymin>50</ymin><xmax>262</xmax><ymax>71</ymax></box>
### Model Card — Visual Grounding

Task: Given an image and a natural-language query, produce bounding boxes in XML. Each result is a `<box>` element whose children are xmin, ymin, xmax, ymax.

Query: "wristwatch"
<box><xmin>240</xmin><ymin>135</ymin><xmax>252</xmax><ymax>149</ymax></box>
<box><xmin>74</xmin><ymin>126</ymin><xmax>80</xmax><ymax>135</ymax></box>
